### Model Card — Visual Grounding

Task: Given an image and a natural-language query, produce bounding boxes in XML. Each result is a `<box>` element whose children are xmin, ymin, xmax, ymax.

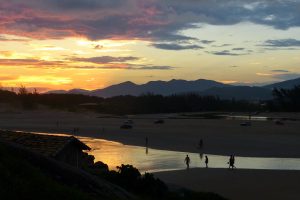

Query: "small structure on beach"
<box><xmin>0</xmin><ymin>130</ymin><xmax>92</xmax><ymax>168</ymax></box>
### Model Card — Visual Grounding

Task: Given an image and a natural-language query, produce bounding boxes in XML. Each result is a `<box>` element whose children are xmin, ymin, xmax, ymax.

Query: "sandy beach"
<box><xmin>154</xmin><ymin>168</ymin><xmax>300</xmax><ymax>200</ymax></box>
<box><xmin>1</xmin><ymin>110</ymin><xmax>300</xmax><ymax>199</ymax></box>
<box><xmin>0</xmin><ymin>110</ymin><xmax>300</xmax><ymax>158</ymax></box>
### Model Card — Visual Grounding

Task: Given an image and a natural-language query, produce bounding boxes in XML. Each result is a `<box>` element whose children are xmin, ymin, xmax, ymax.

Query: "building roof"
<box><xmin>0</xmin><ymin>130</ymin><xmax>90</xmax><ymax>157</ymax></box>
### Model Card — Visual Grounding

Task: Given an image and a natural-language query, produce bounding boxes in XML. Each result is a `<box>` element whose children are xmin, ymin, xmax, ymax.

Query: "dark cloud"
<box><xmin>0</xmin><ymin>56</ymin><xmax>173</xmax><ymax>71</ymax></box>
<box><xmin>1</xmin><ymin>0</ymin><xmax>300</xmax><ymax>41</ymax></box>
<box><xmin>271</xmin><ymin>69</ymin><xmax>290</xmax><ymax>73</ymax></box>
<box><xmin>207</xmin><ymin>50</ymin><xmax>249</xmax><ymax>56</ymax></box>
<box><xmin>212</xmin><ymin>44</ymin><xmax>233</xmax><ymax>48</ymax></box>
<box><xmin>0</xmin><ymin>35</ymin><xmax>29</xmax><ymax>42</ymax></box>
<box><xmin>0</xmin><ymin>59</ymin><xmax>64</xmax><ymax>66</ymax></box>
<box><xmin>200</xmin><ymin>40</ymin><xmax>215</xmax><ymax>44</ymax></box>
<box><xmin>151</xmin><ymin>43</ymin><xmax>203</xmax><ymax>50</ymax></box>
<box><xmin>232</xmin><ymin>48</ymin><xmax>245</xmax><ymax>50</ymax></box>
<box><xmin>70</xmin><ymin>56</ymin><xmax>139</xmax><ymax>64</ymax></box>
<box><xmin>68</xmin><ymin>65</ymin><xmax>175</xmax><ymax>70</ymax></box>
<box><xmin>40</xmin><ymin>0</ymin><xmax>126</xmax><ymax>10</ymax></box>
<box><xmin>138</xmin><ymin>66</ymin><xmax>174</xmax><ymax>70</ymax></box>
<box><xmin>262</xmin><ymin>39</ymin><xmax>300</xmax><ymax>47</ymax></box>
<box><xmin>94</xmin><ymin>45</ymin><xmax>103</xmax><ymax>49</ymax></box>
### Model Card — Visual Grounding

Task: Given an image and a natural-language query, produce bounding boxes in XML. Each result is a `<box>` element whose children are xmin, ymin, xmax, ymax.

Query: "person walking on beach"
<box><xmin>229</xmin><ymin>155</ymin><xmax>233</xmax><ymax>169</ymax></box>
<box><xmin>205</xmin><ymin>155</ymin><xmax>208</xmax><ymax>168</ymax></box>
<box><xmin>184</xmin><ymin>155</ymin><xmax>190</xmax><ymax>169</ymax></box>
<box><xmin>229</xmin><ymin>155</ymin><xmax>235</xmax><ymax>169</ymax></box>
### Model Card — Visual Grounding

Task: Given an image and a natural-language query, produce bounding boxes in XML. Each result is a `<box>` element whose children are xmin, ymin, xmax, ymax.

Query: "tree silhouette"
<box><xmin>272</xmin><ymin>86</ymin><xmax>300</xmax><ymax>111</ymax></box>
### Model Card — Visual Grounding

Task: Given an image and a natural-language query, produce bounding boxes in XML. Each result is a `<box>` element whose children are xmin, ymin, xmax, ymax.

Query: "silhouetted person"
<box><xmin>143</xmin><ymin>137</ymin><xmax>149</xmax><ymax>154</ymax></box>
<box><xmin>229</xmin><ymin>155</ymin><xmax>235</xmax><ymax>169</ymax></box>
<box><xmin>184</xmin><ymin>155</ymin><xmax>190</xmax><ymax>169</ymax></box>
<box><xmin>205</xmin><ymin>156</ymin><xmax>208</xmax><ymax>168</ymax></box>
<box><xmin>145</xmin><ymin>136</ymin><xmax>148</xmax><ymax>147</ymax></box>
<box><xmin>199</xmin><ymin>139</ymin><xmax>203</xmax><ymax>149</ymax></box>
<box><xmin>229</xmin><ymin>155</ymin><xmax>233</xmax><ymax>169</ymax></box>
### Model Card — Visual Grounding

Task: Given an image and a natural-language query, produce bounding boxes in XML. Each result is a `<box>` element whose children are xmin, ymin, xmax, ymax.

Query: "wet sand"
<box><xmin>154</xmin><ymin>168</ymin><xmax>300</xmax><ymax>200</ymax></box>
<box><xmin>0</xmin><ymin>110</ymin><xmax>300</xmax><ymax>157</ymax></box>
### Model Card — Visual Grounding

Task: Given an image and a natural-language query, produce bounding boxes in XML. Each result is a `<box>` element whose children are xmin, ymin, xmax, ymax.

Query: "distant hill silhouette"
<box><xmin>90</xmin><ymin>79</ymin><xmax>228</xmax><ymax>97</ymax></box>
<box><xmin>48</xmin><ymin>79</ymin><xmax>228</xmax><ymax>97</ymax></box>
<box><xmin>264</xmin><ymin>77</ymin><xmax>300</xmax><ymax>89</ymax></box>
<box><xmin>47</xmin><ymin>88</ymin><xmax>91</xmax><ymax>95</ymax></box>
<box><xmin>46</xmin><ymin>77</ymin><xmax>300</xmax><ymax>100</ymax></box>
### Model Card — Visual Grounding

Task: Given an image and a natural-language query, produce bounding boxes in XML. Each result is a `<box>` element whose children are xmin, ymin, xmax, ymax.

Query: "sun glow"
<box><xmin>3</xmin><ymin>76</ymin><xmax>73</xmax><ymax>86</ymax></box>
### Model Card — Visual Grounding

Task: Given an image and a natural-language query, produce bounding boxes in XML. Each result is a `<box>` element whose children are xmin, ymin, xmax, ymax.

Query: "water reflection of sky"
<box><xmin>79</xmin><ymin>137</ymin><xmax>300</xmax><ymax>173</ymax></box>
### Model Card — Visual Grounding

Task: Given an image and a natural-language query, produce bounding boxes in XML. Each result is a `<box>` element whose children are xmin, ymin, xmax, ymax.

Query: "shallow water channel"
<box><xmin>79</xmin><ymin>137</ymin><xmax>300</xmax><ymax>173</ymax></box>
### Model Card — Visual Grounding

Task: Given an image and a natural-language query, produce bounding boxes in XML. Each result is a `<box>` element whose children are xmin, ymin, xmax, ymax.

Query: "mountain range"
<box><xmin>46</xmin><ymin>77</ymin><xmax>300</xmax><ymax>100</ymax></box>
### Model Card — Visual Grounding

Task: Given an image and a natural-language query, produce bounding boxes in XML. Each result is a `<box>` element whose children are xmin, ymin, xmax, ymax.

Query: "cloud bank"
<box><xmin>1</xmin><ymin>0</ymin><xmax>300</xmax><ymax>42</ymax></box>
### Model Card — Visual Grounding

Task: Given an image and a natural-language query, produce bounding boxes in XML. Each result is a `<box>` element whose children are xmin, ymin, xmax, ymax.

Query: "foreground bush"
<box><xmin>101</xmin><ymin>164</ymin><xmax>227</xmax><ymax>200</ymax></box>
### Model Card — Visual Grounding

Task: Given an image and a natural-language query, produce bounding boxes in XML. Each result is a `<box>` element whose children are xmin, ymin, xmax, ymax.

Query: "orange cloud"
<box><xmin>0</xmin><ymin>59</ymin><xmax>64</xmax><ymax>66</ymax></box>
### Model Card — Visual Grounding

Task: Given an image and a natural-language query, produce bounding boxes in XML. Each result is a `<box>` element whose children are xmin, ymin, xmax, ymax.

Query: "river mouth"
<box><xmin>17</xmin><ymin>131</ymin><xmax>300</xmax><ymax>173</ymax></box>
<box><xmin>79</xmin><ymin>137</ymin><xmax>300</xmax><ymax>173</ymax></box>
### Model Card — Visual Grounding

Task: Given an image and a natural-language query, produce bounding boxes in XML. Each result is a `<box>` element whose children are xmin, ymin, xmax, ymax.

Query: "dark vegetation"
<box><xmin>0</xmin><ymin>142</ymin><xmax>227</xmax><ymax>200</ymax></box>
<box><xmin>104</xmin><ymin>164</ymin><xmax>168</xmax><ymax>198</ymax></box>
<box><xmin>92</xmin><ymin>164</ymin><xmax>227</xmax><ymax>200</ymax></box>
<box><xmin>0</xmin><ymin>143</ymin><xmax>94</xmax><ymax>200</ymax></box>
<box><xmin>0</xmin><ymin>85</ymin><xmax>299</xmax><ymax>114</ymax></box>
<box><xmin>269</xmin><ymin>86</ymin><xmax>300</xmax><ymax>111</ymax></box>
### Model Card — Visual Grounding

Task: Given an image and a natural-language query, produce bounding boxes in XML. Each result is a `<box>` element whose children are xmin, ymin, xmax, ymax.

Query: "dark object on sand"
<box><xmin>120</xmin><ymin>124</ymin><xmax>133</xmax><ymax>129</ymax></box>
<box><xmin>124</xmin><ymin>119</ymin><xmax>134</xmax><ymax>124</ymax></box>
<box><xmin>154</xmin><ymin>119</ymin><xmax>165</xmax><ymax>124</ymax></box>
<box><xmin>240</xmin><ymin>121</ymin><xmax>251</xmax><ymax>126</ymax></box>
<box><xmin>275</xmin><ymin>120</ymin><xmax>284</xmax><ymax>125</ymax></box>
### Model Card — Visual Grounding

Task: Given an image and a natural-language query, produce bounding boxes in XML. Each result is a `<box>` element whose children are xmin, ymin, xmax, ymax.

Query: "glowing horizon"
<box><xmin>0</xmin><ymin>1</ymin><xmax>300</xmax><ymax>91</ymax></box>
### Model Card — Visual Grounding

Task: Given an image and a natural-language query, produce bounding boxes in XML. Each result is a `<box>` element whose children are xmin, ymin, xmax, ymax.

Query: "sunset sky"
<box><xmin>0</xmin><ymin>0</ymin><xmax>300</xmax><ymax>91</ymax></box>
